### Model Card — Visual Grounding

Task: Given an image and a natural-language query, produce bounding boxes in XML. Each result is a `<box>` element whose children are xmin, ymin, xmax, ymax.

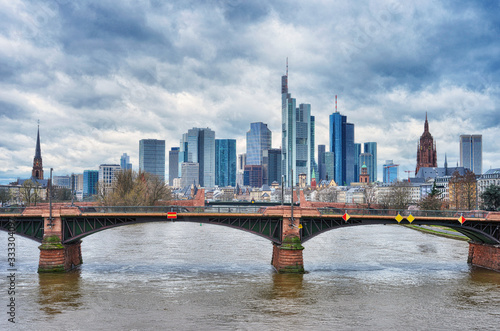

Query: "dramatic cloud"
<box><xmin>0</xmin><ymin>0</ymin><xmax>499</xmax><ymax>183</ymax></box>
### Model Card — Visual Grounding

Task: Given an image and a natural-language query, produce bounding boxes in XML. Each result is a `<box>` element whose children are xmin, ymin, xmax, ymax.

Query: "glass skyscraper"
<box><xmin>317</xmin><ymin>144</ymin><xmax>326</xmax><ymax>181</ymax></box>
<box><xmin>215</xmin><ymin>139</ymin><xmax>236</xmax><ymax>187</ymax></box>
<box><xmin>120</xmin><ymin>153</ymin><xmax>132</xmax><ymax>170</ymax></box>
<box><xmin>179</xmin><ymin>128</ymin><xmax>216</xmax><ymax>187</ymax></box>
<box><xmin>246</xmin><ymin>122</ymin><xmax>272</xmax><ymax>166</ymax></box>
<box><xmin>460</xmin><ymin>135</ymin><xmax>482</xmax><ymax>174</ymax></box>
<box><xmin>281</xmin><ymin>68</ymin><xmax>314</xmax><ymax>187</ymax></box>
<box><xmin>139</xmin><ymin>139</ymin><xmax>165</xmax><ymax>181</ymax></box>
<box><xmin>383</xmin><ymin>160</ymin><xmax>398</xmax><ymax>183</ymax></box>
<box><xmin>329</xmin><ymin>112</ymin><xmax>355</xmax><ymax>185</ymax></box>
<box><xmin>168</xmin><ymin>147</ymin><xmax>179</xmax><ymax>186</ymax></box>
<box><xmin>363</xmin><ymin>142</ymin><xmax>377</xmax><ymax>182</ymax></box>
<box><xmin>354</xmin><ymin>143</ymin><xmax>361</xmax><ymax>182</ymax></box>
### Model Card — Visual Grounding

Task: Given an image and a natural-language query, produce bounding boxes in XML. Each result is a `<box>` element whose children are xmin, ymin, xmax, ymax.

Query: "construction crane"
<box><xmin>404</xmin><ymin>170</ymin><xmax>414</xmax><ymax>182</ymax></box>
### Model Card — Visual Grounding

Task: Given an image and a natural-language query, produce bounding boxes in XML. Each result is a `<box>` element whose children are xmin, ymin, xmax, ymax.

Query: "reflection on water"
<box><xmin>0</xmin><ymin>223</ymin><xmax>499</xmax><ymax>330</ymax></box>
<box><xmin>38</xmin><ymin>271</ymin><xmax>83</xmax><ymax>316</ymax></box>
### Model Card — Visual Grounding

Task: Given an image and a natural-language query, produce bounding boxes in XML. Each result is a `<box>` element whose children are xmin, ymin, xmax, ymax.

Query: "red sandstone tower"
<box><xmin>415</xmin><ymin>113</ymin><xmax>437</xmax><ymax>175</ymax></box>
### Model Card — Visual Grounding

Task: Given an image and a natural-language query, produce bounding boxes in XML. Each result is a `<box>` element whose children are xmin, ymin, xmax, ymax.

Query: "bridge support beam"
<box><xmin>271</xmin><ymin>238</ymin><xmax>304</xmax><ymax>273</ymax></box>
<box><xmin>38</xmin><ymin>215</ymin><xmax>83</xmax><ymax>273</ymax></box>
<box><xmin>468</xmin><ymin>242</ymin><xmax>500</xmax><ymax>272</ymax></box>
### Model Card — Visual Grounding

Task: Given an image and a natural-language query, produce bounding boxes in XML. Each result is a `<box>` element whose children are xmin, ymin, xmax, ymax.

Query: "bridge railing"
<box><xmin>0</xmin><ymin>207</ymin><xmax>26</xmax><ymax>214</ymax></box>
<box><xmin>78</xmin><ymin>205</ymin><xmax>264</xmax><ymax>214</ymax></box>
<box><xmin>317</xmin><ymin>208</ymin><xmax>489</xmax><ymax>219</ymax></box>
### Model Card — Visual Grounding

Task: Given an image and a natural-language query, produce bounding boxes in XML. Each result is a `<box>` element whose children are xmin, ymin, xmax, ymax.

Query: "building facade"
<box><xmin>317</xmin><ymin>144</ymin><xmax>326</xmax><ymax>181</ymax></box>
<box><xmin>168</xmin><ymin>147</ymin><xmax>180</xmax><ymax>186</ymax></box>
<box><xmin>179</xmin><ymin>128</ymin><xmax>216</xmax><ymax>187</ymax></box>
<box><xmin>215</xmin><ymin>139</ymin><xmax>237</xmax><ymax>187</ymax></box>
<box><xmin>98</xmin><ymin>164</ymin><xmax>121</xmax><ymax>194</ymax></box>
<box><xmin>120</xmin><ymin>153</ymin><xmax>132</xmax><ymax>170</ymax></box>
<box><xmin>246</xmin><ymin>122</ymin><xmax>272</xmax><ymax>166</ymax></box>
<box><xmin>383</xmin><ymin>160</ymin><xmax>398</xmax><ymax>183</ymax></box>
<box><xmin>460</xmin><ymin>134</ymin><xmax>482</xmax><ymax>175</ymax></box>
<box><xmin>180</xmin><ymin>162</ymin><xmax>199</xmax><ymax>188</ymax></box>
<box><xmin>139</xmin><ymin>139</ymin><xmax>165</xmax><ymax>181</ymax></box>
<box><xmin>363</xmin><ymin>142</ymin><xmax>377</xmax><ymax>182</ymax></box>
<box><xmin>83</xmin><ymin>170</ymin><xmax>99</xmax><ymax>197</ymax></box>
<box><xmin>329</xmin><ymin>112</ymin><xmax>355</xmax><ymax>185</ymax></box>
<box><xmin>263</xmin><ymin>148</ymin><xmax>282</xmax><ymax>185</ymax></box>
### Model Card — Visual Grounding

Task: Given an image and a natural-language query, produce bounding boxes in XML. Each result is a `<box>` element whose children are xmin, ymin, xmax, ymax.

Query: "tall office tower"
<box><xmin>71</xmin><ymin>173</ymin><xmax>83</xmax><ymax>192</ymax></box>
<box><xmin>236</xmin><ymin>153</ymin><xmax>247</xmax><ymax>186</ymax></box>
<box><xmin>280</xmin><ymin>63</ymin><xmax>314</xmax><ymax>187</ymax></box>
<box><xmin>363</xmin><ymin>142</ymin><xmax>377</xmax><ymax>182</ymax></box>
<box><xmin>180</xmin><ymin>162</ymin><xmax>199</xmax><ymax>188</ymax></box>
<box><xmin>139</xmin><ymin>139</ymin><xmax>166</xmax><ymax>181</ymax></box>
<box><xmin>179</xmin><ymin>128</ymin><xmax>216</xmax><ymax>187</ymax></box>
<box><xmin>120</xmin><ymin>153</ymin><xmax>132</xmax><ymax>170</ymax></box>
<box><xmin>263</xmin><ymin>148</ymin><xmax>282</xmax><ymax>184</ymax></box>
<box><xmin>310</xmin><ymin>115</ymin><xmax>317</xmax><ymax>180</ymax></box>
<box><xmin>324</xmin><ymin>152</ymin><xmax>335</xmax><ymax>181</ymax></box>
<box><xmin>359</xmin><ymin>153</ymin><xmax>373</xmax><ymax>183</ymax></box>
<box><xmin>215</xmin><ymin>139</ymin><xmax>237</xmax><ymax>187</ymax></box>
<box><xmin>244</xmin><ymin>165</ymin><xmax>263</xmax><ymax>188</ymax></box>
<box><xmin>317</xmin><ymin>145</ymin><xmax>326</xmax><ymax>181</ymax></box>
<box><xmin>32</xmin><ymin>124</ymin><xmax>44</xmax><ymax>180</ymax></box>
<box><xmin>168</xmin><ymin>147</ymin><xmax>180</xmax><ymax>186</ymax></box>
<box><xmin>83</xmin><ymin>170</ymin><xmax>99</xmax><ymax>197</ymax></box>
<box><xmin>354</xmin><ymin>143</ymin><xmax>361</xmax><ymax>182</ymax></box>
<box><xmin>246</xmin><ymin>122</ymin><xmax>272</xmax><ymax>165</ymax></box>
<box><xmin>98</xmin><ymin>164</ymin><xmax>121</xmax><ymax>194</ymax></box>
<box><xmin>460</xmin><ymin>134</ymin><xmax>482</xmax><ymax>174</ymax></box>
<box><xmin>329</xmin><ymin>111</ymin><xmax>355</xmax><ymax>186</ymax></box>
<box><xmin>383</xmin><ymin>160</ymin><xmax>398</xmax><ymax>183</ymax></box>
<box><xmin>415</xmin><ymin>113</ymin><xmax>437</xmax><ymax>175</ymax></box>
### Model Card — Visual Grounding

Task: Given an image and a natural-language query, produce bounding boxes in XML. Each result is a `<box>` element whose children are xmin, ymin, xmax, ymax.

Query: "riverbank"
<box><xmin>403</xmin><ymin>225</ymin><xmax>469</xmax><ymax>241</ymax></box>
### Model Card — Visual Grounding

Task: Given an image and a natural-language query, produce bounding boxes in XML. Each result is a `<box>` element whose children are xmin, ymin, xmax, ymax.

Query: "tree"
<box><xmin>419</xmin><ymin>181</ymin><xmax>442</xmax><ymax>210</ymax></box>
<box><xmin>480</xmin><ymin>184</ymin><xmax>500</xmax><ymax>211</ymax></box>
<box><xmin>0</xmin><ymin>188</ymin><xmax>10</xmax><ymax>206</ymax></box>
<box><xmin>20</xmin><ymin>179</ymin><xmax>41</xmax><ymax>206</ymax></box>
<box><xmin>99</xmin><ymin>169</ymin><xmax>172</xmax><ymax>206</ymax></box>
<box><xmin>363</xmin><ymin>183</ymin><xmax>377</xmax><ymax>207</ymax></box>
<box><xmin>380</xmin><ymin>181</ymin><xmax>412</xmax><ymax>210</ymax></box>
<box><xmin>51</xmin><ymin>187</ymin><xmax>72</xmax><ymax>202</ymax></box>
<box><xmin>317</xmin><ymin>186</ymin><xmax>338</xmax><ymax>202</ymax></box>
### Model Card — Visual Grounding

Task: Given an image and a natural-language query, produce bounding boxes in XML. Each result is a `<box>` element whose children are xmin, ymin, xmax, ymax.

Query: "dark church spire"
<box><xmin>424</xmin><ymin>112</ymin><xmax>429</xmax><ymax>132</ymax></box>
<box><xmin>32</xmin><ymin>122</ymin><xmax>44</xmax><ymax>180</ymax></box>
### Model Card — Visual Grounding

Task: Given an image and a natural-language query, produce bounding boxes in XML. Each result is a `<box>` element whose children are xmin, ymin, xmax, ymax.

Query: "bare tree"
<box><xmin>380</xmin><ymin>181</ymin><xmax>412</xmax><ymax>210</ymax></box>
<box><xmin>20</xmin><ymin>179</ymin><xmax>41</xmax><ymax>206</ymax></box>
<box><xmin>317</xmin><ymin>186</ymin><xmax>338</xmax><ymax>202</ymax></box>
<box><xmin>363</xmin><ymin>183</ymin><xmax>377</xmax><ymax>207</ymax></box>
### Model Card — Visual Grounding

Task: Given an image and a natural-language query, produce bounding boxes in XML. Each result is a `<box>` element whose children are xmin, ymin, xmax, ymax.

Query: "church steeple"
<box><xmin>32</xmin><ymin>123</ymin><xmax>44</xmax><ymax>180</ymax></box>
<box><xmin>415</xmin><ymin>113</ymin><xmax>437</xmax><ymax>175</ymax></box>
<box><xmin>424</xmin><ymin>112</ymin><xmax>429</xmax><ymax>133</ymax></box>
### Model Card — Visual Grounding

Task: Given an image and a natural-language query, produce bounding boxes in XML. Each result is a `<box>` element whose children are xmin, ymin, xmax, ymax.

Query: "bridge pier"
<box><xmin>38</xmin><ymin>214</ymin><xmax>82</xmax><ymax>273</ymax></box>
<box><xmin>468</xmin><ymin>242</ymin><xmax>500</xmax><ymax>272</ymax></box>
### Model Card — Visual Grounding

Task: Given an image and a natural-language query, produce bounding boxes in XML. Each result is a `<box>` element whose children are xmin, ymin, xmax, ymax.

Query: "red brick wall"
<box><xmin>468</xmin><ymin>242</ymin><xmax>500</xmax><ymax>271</ymax></box>
<box><xmin>272</xmin><ymin>243</ymin><xmax>304</xmax><ymax>273</ymax></box>
<box><xmin>64</xmin><ymin>241</ymin><xmax>83</xmax><ymax>270</ymax></box>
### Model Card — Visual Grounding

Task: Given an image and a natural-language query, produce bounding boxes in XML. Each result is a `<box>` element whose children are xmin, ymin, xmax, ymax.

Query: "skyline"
<box><xmin>1</xmin><ymin>1</ymin><xmax>499</xmax><ymax>183</ymax></box>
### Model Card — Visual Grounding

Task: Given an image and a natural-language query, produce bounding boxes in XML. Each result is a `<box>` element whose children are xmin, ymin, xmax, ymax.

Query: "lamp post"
<box><xmin>48</xmin><ymin>168</ymin><xmax>53</xmax><ymax>228</ymax></box>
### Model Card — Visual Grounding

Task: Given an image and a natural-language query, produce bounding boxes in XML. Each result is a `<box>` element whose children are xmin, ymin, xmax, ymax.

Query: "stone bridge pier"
<box><xmin>36</xmin><ymin>208</ymin><xmax>82</xmax><ymax>273</ymax></box>
<box><xmin>265</xmin><ymin>206</ymin><xmax>320</xmax><ymax>273</ymax></box>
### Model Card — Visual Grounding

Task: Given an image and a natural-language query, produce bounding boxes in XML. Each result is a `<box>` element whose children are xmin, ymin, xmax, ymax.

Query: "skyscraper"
<box><xmin>317</xmin><ymin>144</ymin><xmax>326</xmax><ymax>181</ymax></box>
<box><xmin>120</xmin><ymin>153</ymin><xmax>132</xmax><ymax>170</ymax></box>
<box><xmin>139</xmin><ymin>139</ymin><xmax>165</xmax><ymax>181</ymax></box>
<box><xmin>246</xmin><ymin>122</ymin><xmax>272</xmax><ymax>166</ymax></box>
<box><xmin>179</xmin><ymin>128</ymin><xmax>216</xmax><ymax>187</ymax></box>
<box><xmin>415</xmin><ymin>113</ymin><xmax>437</xmax><ymax>175</ymax></box>
<box><xmin>168</xmin><ymin>147</ymin><xmax>180</xmax><ymax>186</ymax></box>
<box><xmin>180</xmin><ymin>162</ymin><xmax>199</xmax><ymax>188</ymax></box>
<box><xmin>281</xmin><ymin>63</ymin><xmax>314</xmax><ymax>186</ymax></box>
<box><xmin>383</xmin><ymin>160</ymin><xmax>398</xmax><ymax>183</ymax></box>
<box><xmin>354</xmin><ymin>143</ymin><xmax>361</xmax><ymax>182</ymax></box>
<box><xmin>215</xmin><ymin>139</ymin><xmax>236</xmax><ymax>187</ymax></box>
<box><xmin>460</xmin><ymin>134</ymin><xmax>482</xmax><ymax>174</ymax></box>
<box><xmin>329</xmin><ymin>111</ymin><xmax>355</xmax><ymax>185</ymax></box>
<box><xmin>363</xmin><ymin>142</ymin><xmax>377</xmax><ymax>182</ymax></box>
<box><xmin>263</xmin><ymin>148</ymin><xmax>282</xmax><ymax>184</ymax></box>
<box><xmin>324</xmin><ymin>152</ymin><xmax>335</xmax><ymax>181</ymax></box>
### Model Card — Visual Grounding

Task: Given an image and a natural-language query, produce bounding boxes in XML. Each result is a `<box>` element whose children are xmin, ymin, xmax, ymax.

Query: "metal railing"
<box><xmin>78</xmin><ymin>205</ymin><xmax>265</xmax><ymax>214</ymax></box>
<box><xmin>317</xmin><ymin>207</ymin><xmax>489</xmax><ymax>219</ymax></box>
<box><xmin>0</xmin><ymin>207</ymin><xmax>26</xmax><ymax>214</ymax></box>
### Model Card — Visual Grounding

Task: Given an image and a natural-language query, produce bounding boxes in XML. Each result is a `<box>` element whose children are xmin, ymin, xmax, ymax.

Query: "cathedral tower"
<box><xmin>415</xmin><ymin>113</ymin><xmax>437</xmax><ymax>175</ymax></box>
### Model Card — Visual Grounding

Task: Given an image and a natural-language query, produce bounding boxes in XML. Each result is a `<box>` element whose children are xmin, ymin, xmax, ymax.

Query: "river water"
<box><xmin>1</xmin><ymin>222</ymin><xmax>499</xmax><ymax>330</ymax></box>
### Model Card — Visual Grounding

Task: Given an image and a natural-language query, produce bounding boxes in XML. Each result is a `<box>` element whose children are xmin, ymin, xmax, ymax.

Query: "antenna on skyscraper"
<box><xmin>286</xmin><ymin>57</ymin><xmax>288</xmax><ymax>77</ymax></box>
<box><xmin>335</xmin><ymin>95</ymin><xmax>337</xmax><ymax>112</ymax></box>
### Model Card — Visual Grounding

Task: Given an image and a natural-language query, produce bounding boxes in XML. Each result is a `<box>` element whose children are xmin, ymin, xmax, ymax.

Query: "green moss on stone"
<box><xmin>278</xmin><ymin>264</ymin><xmax>305</xmax><ymax>274</ymax></box>
<box><xmin>280</xmin><ymin>236</ymin><xmax>304</xmax><ymax>250</ymax></box>
<box><xmin>38</xmin><ymin>265</ymin><xmax>65</xmax><ymax>273</ymax></box>
<box><xmin>39</xmin><ymin>243</ymin><xmax>64</xmax><ymax>250</ymax></box>
<box><xmin>43</xmin><ymin>235</ymin><xmax>62</xmax><ymax>243</ymax></box>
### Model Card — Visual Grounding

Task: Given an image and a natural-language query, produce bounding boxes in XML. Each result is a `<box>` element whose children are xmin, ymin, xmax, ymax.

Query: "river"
<box><xmin>1</xmin><ymin>222</ymin><xmax>499</xmax><ymax>330</ymax></box>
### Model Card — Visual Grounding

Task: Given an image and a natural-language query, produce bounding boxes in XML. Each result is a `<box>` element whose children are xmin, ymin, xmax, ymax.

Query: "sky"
<box><xmin>1</xmin><ymin>0</ymin><xmax>499</xmax><ymax>184</ymax></box>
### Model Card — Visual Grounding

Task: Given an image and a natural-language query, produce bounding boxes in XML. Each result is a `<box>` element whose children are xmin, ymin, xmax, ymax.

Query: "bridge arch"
<box><xmin>61</xmin><ymin>215</ymin><xmax>282</xmax><ymax>244</ymax></box>
<box><xmin>299</xmin><ymin>217</ymin><xmax>500</xmax><ymax>245</ymax></box>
